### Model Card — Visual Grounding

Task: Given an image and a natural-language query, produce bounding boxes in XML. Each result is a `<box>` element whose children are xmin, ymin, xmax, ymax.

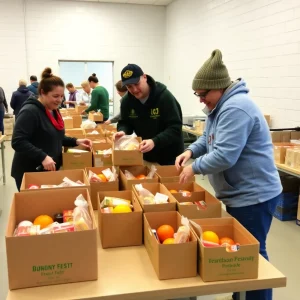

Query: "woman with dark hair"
<box><xmin>104</xmin><ymin>80</ymin><xmax>127</xmax><ymax>125</ymax></box>
<box><xmin>82</xmin><ymin>73</ymin><xmax>109</xmax><ymax>122</ymax></box>
<box><xmin>11</xmin><ymin>67</ymin><xmax>92</xmax><ymax>191</ymax></box>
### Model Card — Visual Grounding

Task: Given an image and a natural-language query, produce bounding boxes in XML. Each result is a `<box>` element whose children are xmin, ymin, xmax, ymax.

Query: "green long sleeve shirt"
<box><xmin>85</xmin><ymin>86</ymin><xmax>109</xmax><ymax>119</ymax></box>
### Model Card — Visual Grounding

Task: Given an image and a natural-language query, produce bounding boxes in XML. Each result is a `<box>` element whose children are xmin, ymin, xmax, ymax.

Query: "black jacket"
<box><xmin>10</xmin><ymin>86</ymin><xmax>32</xmax><ymax>117</ymax></box>
<box><xmin>11</xmin><ymin>97</ymin><xmax>77</xmax><ymax>180</ymax></box>
<box><xmin>0</xmin><ymin>87</ymin><xmax>8</xmax><ymax>112</ymax></box>
<box><xmin>117</xmin><ymin>76</ymin><xmax>184</xmax><ymax>165</ymax></box>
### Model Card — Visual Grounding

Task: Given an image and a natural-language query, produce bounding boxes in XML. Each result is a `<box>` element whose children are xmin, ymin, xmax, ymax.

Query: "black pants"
<box><xmin>0</xmin><ymin>110</ymin><xmax>4</xmax><ymax>134</ymax></box>
<box><xmin>15</xmin><ymin>176</ymin><xmax>23</xmax><ymax>192</ymax></box>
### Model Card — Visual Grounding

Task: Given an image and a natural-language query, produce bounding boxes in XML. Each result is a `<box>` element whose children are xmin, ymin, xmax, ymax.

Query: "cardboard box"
<box><xmin>85</xmin><ymin>167</ymin><xmax>119</xmax><ymax>209</ymax></box>
<box><xmin>271</xmin><ymin>131</ymin><xmax>291</xmax><ymax>143</ymax></box>
<box><xmin>97</xmin><ymin>124</ymin><xmax>117</xmax><ymax>138</ymax></box>
<box><xmin>119</xmin><ymin>166</ymin><xmax>159</xmax><ymax>190</ymax></box>
<box><xmin>291</xmin><ymin>131</ymin><xmax>300</xmax><ymax>140</ymax></box>
<box><xmin>72</xmin><ymin>115</ymin><xmax>82</xmax><ymax>128</ymax></box>
<box><xmin>75</xmin><ymin>105</ymin><xmax>87</xmax><ymax>114</ymax></box>
<box><xmin>89</xmin><ymin>112</ymin><xmax>103</xmax><ymax>122</ymax></box>
<box><xmin>85</xmin><ymin>128</ymin><xmax>105</xmax><ymax>141</ymax></box>
<box><xmin>112</xmin><ymin>137</ymin><xmax>143</xmax><ymax>166</ymax></box>
<box><xmin>65</xmin><ymin>129</ymin><xmax>85</xmax><ymax>139</ymax></box>
<box><xmin>98</xmin><ymin>190</ymin><xmax>142</xmax><ymax>248</ymax></box>
<box><xmin>273</xmin><ymin>143</ymin><xmax>299</xmax><ymax>164</ymax></box>
<box><xmin>155</xmin><ymin>165</ymin><xmax>195</xmax><ymax>183</ymax></box>
<box><xmin>62</xmin><ymin>117</ymin><xmax>73</xmax><ymax>129</ymax></box>
<box><xmin>285</xmin><ymin>148</ymin><xmax>300</xmax><ymax>168</ymax></box>
<box><xmin>5</xmin><ymin>188</ymin><xmax>98</xmax><ymax>290</ymax></box>
<box><xmin>63</xmin><ymin>145</ymin><xmax>92</xmax><ymax>170</ymax></box>
<box><xmin>132</xmin><ymin>182</ymin><xmax>177</xmax><ymax>212</ymax></box>
<box><xmin>92</xmin><ymin>143</ymin><xmax>113</xmax><ymax>167</ymax></box>
<box><xmin>20</xmin><ymin>169</ymin><xmax>90</xmax><ymax>192</ymax></box>
<box><xmin>163</xmin><ymin>183</ymin><xmax>221</xmax><ymax>219</ymax></box>
<box><xmin>190</xmin><ymin>217</ymin><xmax>259</xmax><ymax>282</ymax></box>
<box><xmin>144</xmin><ymin>211</ymin><xmax>197</xmax><ymax>280</ymax></box>
<box><xmin>264</xmin><ymin>114</ymin><xmax>271</xmax><ymax>127</ymax></box>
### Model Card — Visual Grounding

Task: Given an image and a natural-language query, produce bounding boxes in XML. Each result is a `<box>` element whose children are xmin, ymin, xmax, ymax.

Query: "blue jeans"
<box><xmin>0</xmin><ymin>110</ymin><xmax>4</xmax><ymax>134</ymax></box>
<box><xmin>226</xmin><ymin>194</ymin><xmax>282</xmax><ymax>300</ymax></box>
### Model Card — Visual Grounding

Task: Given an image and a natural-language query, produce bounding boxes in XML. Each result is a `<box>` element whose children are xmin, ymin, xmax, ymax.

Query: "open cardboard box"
<box><xmin>119</xmin><ymin>165</ymin><xmax>159</xmax><ymax>190</ymax></box>
<box><xmin>63</xmin><ymin>145</ymin><xmax>92</xmax><ymax>170</ymax></box>
<box><xmin>65</xmin><ymin>129</ymin><xmax>85</xmax><ymax>139</ymax></box>
<box><xmin>273</xmin><ymin>143</ymin><xmax>300</xmax><ymax>164</ymax></box>
<box><xmin>71</xmin><ymin>115</ymin><xmax>82</xmax><ymax>128</ymax></box>
<box><xmin>155</xmin><ymin>165</ymin><xmax>195</xmax><ymax>183</ymax></box>
<box><xmin>98</xmin><ymin>190</ymin><xmax>142</xmax><ymax>248</ymax></box>
<box><xmin>97</xmin><ymin>124</ymin><xmax>117</xmax><ymax>138</ymax></box>
<box><xmin>163</xmin><ymin>183</ymin><xmax>221</xmax><ymax>219</ymax></box>
<box><xmin>75</xmin><ymin>105</ymin><xmax>87</xmax><ymax>114</ymax></box>
<box><xmin>85</xmin><ymin>128</ymin><xmax>105</xmax><ymax>141</ymax></box>
<box><xmin>132</xmin><ymin>182</ymin><xmax>176</xmax><ymax>212</ymax></box>
<box><xmin>20</xmin><ymin>169</ymin><xmax>90</xmax><ymax>192</ymax></box>
<box><xmin>5</xmin><ymin>188</ymin><xmax>98</xmax><ymax>290</ymax></box>
<box><xmin>88</xmin><ymin>112</ymin><xmax>103</xmax><ymax>122</ymax></box>
<box><xmin>92</xmin><ymin>143</ymin><xmax>113</xmax><ymax>167</ymax></box>
<box><xmin>62</xmin><ymin>117</ymin><xmax>73</xmax><ymax>129</ymax></box>
<box><xmin>144</xmin><ymin>211</ymin><xmax>197</xmax><ymax>280</ymax></box>
<box><xmin>190</xmin><ymin>217</ymin><xmax>259</xmax><ymax>282</ymax></box>
<box><xmin>85</xmin><ymin>166</ymin><xmax>119</xmax><ymax>209</ymax></box>
<box><xmin>112</xmin><ymin>136</ymin><xmax>143</xmax><ymax>166</ymax></box>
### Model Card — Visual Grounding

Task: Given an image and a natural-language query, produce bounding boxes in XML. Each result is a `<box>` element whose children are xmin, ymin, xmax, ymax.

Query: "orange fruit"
<box><xmin>98</xmin><ymin>174</ymin><xmax>107</xmax><ymax>182</ymax></box>
<box><xmin>219</xmin><ymin>237</ymin><xmax>235</xmax><ymax>246</ymax></box>
<box><xmin>169</xmin><ymin>189</ymin><xmax>178</xmax><ymax>194</ymax></box>
<box><xmin>33</xmin><ymin>215</ymin><xmax>54</xmax><ymax>229</ymax></box>
<box><xmin>163</xmin><ymin>238</ymin><xmax>175</xmax><ymax>245</ymax></box>
<box><xmin>157</xmin><ymin>225</ymin><xmax>174</xmax><ymax>243</ymax></box>
<box><xmin>202</xmin><ymin>231</ymin><xmax>219</xmax><ymax>244</ymax></box>
<box><xmin>136</xmin><ymin>174</ymin><xmax>146</xmax><ymax>180</ymax></box>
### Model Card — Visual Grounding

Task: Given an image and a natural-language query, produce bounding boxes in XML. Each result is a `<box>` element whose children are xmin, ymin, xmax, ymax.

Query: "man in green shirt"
<box><xmin>82</xmin><ymin>73</ymin><xmax>109</xmax><ymax>121</ymax></box>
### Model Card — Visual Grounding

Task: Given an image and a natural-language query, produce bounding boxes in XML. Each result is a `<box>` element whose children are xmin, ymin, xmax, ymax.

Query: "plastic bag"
<box><xmin>87</xmin><ymin>130</ymin><xmax>100</xmax><ymax>135</ymax></box>
<box><xmin>134</xmin><ymin>184</ymin><xmax>155</xmax><ymax>204</ymax></box>
<box><xmin>100</xmin><ymin>197</ymin><xmax>131</xmax><ymax>208</ymax></box>
<box><xmin>88</xmin><ymin>170</ymin><xmax>102</xmax><ymax>183</ymax></box>
<box><xmin>59</xmin><ymin>177</ymin><xmax>85</xmax><ymax>187</ymax></box>
<box><xmin>146</xmin><ymin>165</ymin><xmax>157</xmax><ymax>179</ymax></box>
<box><xmin>125</xmin><ymin>170</ymin><xmax>136</xmax><ymax>179</ymax></box>
<box><xmin>174</xmin><ymin>216</ymin><xmax>190</xmax><ymax>244</ymax></box>
<box><xmin>73</xmin><ymin>194</ymin><xmax>92</xmax><ymax>231</ymax></box>
<box><xmin>103</xmin><ymin>166</ymin><xmax>118</xmax><ymax>182</ymax></box>
<box><xmin>81</xmin><ymin>119</ymin><xmax>97</xmax><ymax>129</ymax></box>
<box><xmin>114</xmin><ymin>134</ymin><xmax>139</xmax><ymax>151</ymax></box>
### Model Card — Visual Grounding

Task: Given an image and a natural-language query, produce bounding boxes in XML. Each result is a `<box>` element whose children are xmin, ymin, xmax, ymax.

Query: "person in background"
<box><xmin>80</xmin><ymin>80</ymin><xmax>93</xmax><ymax>106</ymax></box>
<box><xmin>175</xmin><ymin>49</ymin><xmax>282</xmax><ymax>300</ymax></box>
<box><xmin>104</xmin><ymin>80</ymin><xmax>127</xmax><ymax>125</ymax></box>
<box><xmin>10</xmin><ymin>79</ymin><xmax>33</xmax><ymax>119</ymax></box>
<box><xmin>27</xmin><ymin>75</ymin><xmax>39</xmax><ymax>97</ymax></box>
<box><xmin>11</xmin><ymin>67</ymin><xmax>92</xmax><ymax>191</ymax></box>
<box><xmin>82</xmin><ymin>73</ymin><xmax>109</xmax><ymax>122</ymax></box>
<box><xmin>114</xmin><ymin>64</ymin><xmax>184</xmax><ymax>165</ymax></box>
<box><xmin>65</xmin><ymin>83</ymin><xmax>80</xmax><ymax>108</ymax></box>
<box><xmin>0</xmin><ymin>86</ymin><xmax>9</xmax><ymax>134</ymax></box>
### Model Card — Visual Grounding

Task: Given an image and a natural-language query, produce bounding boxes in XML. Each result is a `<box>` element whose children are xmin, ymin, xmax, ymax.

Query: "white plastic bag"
<box><xmin>174</xmin><ymin>216</ymin><xmax>190</xmax><ymax>244</ymax></box>
<box><xmin>146</xmin><ymin>165</ymin><xmax>157</xmax><ymax>179</ymax></box>
<box><xmin>114</xmin><ymin>134</ymin><xmax>139</xmax><ymax>151</ymax></box>
<box><xmin>73</xmin><ymin>194</ymin><xmax>92</xmax><ymax>231</ymax></box>
<box><xmin>81</xmin><ymin>119</ymin><xmax>97</xmax><ymax>129</ymax></box>
<box><xmin>135</xmin><ymin>184</ymin><xmax>155</xmax><ymax>204</ymax></box>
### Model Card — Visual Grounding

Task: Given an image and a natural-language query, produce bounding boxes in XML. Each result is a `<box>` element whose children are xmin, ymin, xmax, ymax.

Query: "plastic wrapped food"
<box><xmin>73</xmin><ymin>194</ymin><xmax>92</xmax><ymax>231</ymax></box>
<box><xmin>81</xmin><ymin>119</ymin><xmax>97</xmax><ymax>129</ymax></box>
<box><xmin>124</xmin><ymin>170</ymin><xmax>136</xmax><ymax>179</ymax></box>
<box><xmin>146</xmin><ymin>165</ymin><xmax>157</xmax><ymax>179</ymax></box>
<box><xmin>100</xmin><ymin>197</ymin><xmax>132</xmax><ymax>208</ymax></box>
<box><xmin>114</xmin><ymin>134</ymin><xmax>140</xmax><ymax>151</ymax></box>
<box><xmin>134</xmin><ymin>184</ymin><xmax>155</xmax><ymax>204</ymax></box>
<box><xmin>174</xmin><ymin>216</ymin><xmax>190</xmax><ymax>244</ymax></box>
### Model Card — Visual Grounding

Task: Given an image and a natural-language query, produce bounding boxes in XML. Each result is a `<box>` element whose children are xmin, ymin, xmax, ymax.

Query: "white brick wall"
<box><xmin>164</xmin><ymin>0</ymin><xmax>300</xmax><ymax>128</ymax></box>
<box><xmin>0</xmin><ymin>0</ymin><xmax>166</xmax><ymax>115</ymax></box>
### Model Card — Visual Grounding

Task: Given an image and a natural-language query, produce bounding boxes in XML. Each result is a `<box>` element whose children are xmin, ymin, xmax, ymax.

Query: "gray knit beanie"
<box><xmin>192</xmin><ymin>49</ymin><xmax>231</xmax><ymax>90</ymax></box>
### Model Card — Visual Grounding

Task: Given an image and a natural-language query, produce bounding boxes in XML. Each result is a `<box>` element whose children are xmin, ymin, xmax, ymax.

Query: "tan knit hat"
<box><xmin>192</xmin><ymin>49</ymin><xmax>231</xmax><ymax>90</ymax></box>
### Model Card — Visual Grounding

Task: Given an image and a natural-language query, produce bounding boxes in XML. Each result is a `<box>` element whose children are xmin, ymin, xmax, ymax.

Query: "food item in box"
<box><xmin>88</xmin><ymin>167</ymin><xmax>117</xmax><ymax>183</ymax></box>
<box><xmin>219</xmin><ymin>237</ymin><xmax>235</xmax><ymax>246</ymax></box>
<box><xmin>179</xmin><ymin>190</ymin><xmax>191</xmax><ymax>197</ymax></box>
<box><xmin>95</xmin><ymin>148</ymin><xmax>112</xmax><ymax>155</ymax></box>
<box><xmin>73</xmin><ymin>194</ymin><xmax>92</xmax><ymax>231</ymax></box>
<box><xmin>81</xmin><ymin>119</ymin><xmax>97</xmax><ymax>129</ymax></box>
<box><xmin>135</xmin><ymin>184</ymin><xmax>168</xmax><ymax>204</ymax></box>
<box><xmin>63</xmin><ymin>210</ymin><xmax>73</xmax><ymax>222</ymax></box>
<box><xmin>163</xmin><ymin>238</ymin><xmax>175</xmax><ymax>244</ymax></box>
<box><xmin>28</xmin><ymin>184</ymin><xmax>39</xmax><ymax>189</ymax></box>
<box><xmin>157</xmin><ymin>225</ymin><xmax>174</xmax><ymax>243</ymax></box>
<box><xmin>18</xmin><ymin>220</ymin><xmax>33</xmax><ymax>227</ymax></box>
<box><xmin>101</xmin><ymin>207</ymin><xmax>114</xmax><ymax>214</ymax></box>
<box><xmin>54</xmin><ymin>213</ymin><xmax>63</xmax><ymax>223</ymax></box>
<box><xmin>33</xmin><ymin>215</ymin><xmax>54</xmax><ymax>229</ymax></box>
<box><xmin>15</xmin><ymin>225</ymin><xmax>40</xmax><ymax>236</ymax></box>
<box><xmin>180</xmin><ymin>202</ymin><xmax>194</xmax><ymax>205</ymax></box>
<box><xmin>169</xmin><ymin>189</ymin><xmax>178</xmax><ymax>193</ymax></box>
<box><xmin>195</xmin><ymin>200</ymin><xmax>207</xmax><ymax>210</ymax></box>
<box><xmin>114</xmin><ymin>135</ymin><xmax>140</xmax><ymax>151</ymax></box>
<box><xmin>98</xmin><ymin>174</ymin><xmax>107</xmax><ymax>182</ymax></box>
<box><xmin>87</xmin><ymin>130</ymin><xmax>100</xmax><ymax>135</ymax></box>
<box><xmin>113</xmin><ymin>205</ymin><xmax>132</xmax><ymax>213</ymax></box>
<box><xmin>174</xmin><ymin>216</ymin><xmax>190</xmax><ymax>244</ymax></box>
<box><xmin>136</xmin><ymin>174</ymin><xmax>146</xmax><ymax>179</ymax></box>
<box><xmin>100</xmin><ymin>197</ymin><xmax>131</xmax><ymax>208</ymax></box>
<box><xmin>67</xmin><ymin>149</ymin><xmax>89</xmax><ymax>153</ymax></box>
<box><xmin>202</xmin><ymin>231</ymin><xmax>219</xmax><ymax>244</ymax></box>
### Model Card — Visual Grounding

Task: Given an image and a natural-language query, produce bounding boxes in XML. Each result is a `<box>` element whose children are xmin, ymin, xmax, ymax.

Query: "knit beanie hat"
<box><xmin>192</xmin><ymin>49</ymin><xmax>231</xmax><ymax>90</ymax></box>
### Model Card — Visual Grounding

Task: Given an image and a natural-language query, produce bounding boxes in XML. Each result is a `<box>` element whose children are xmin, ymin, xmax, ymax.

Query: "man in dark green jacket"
<box><xmin>115</xmin><ymin>64</ymin><xmax>184</xmax><ymax>165</ymax></box>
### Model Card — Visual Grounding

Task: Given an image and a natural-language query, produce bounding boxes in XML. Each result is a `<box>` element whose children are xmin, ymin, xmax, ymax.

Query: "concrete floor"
<box><xmin>0</xmin><ymin>142</ymin><xmax>298</xmax><ymax>300</ymax></box>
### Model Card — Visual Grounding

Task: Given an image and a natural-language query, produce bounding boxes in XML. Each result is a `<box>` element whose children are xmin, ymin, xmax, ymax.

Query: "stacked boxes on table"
<box><xmin>3</xmin><ymin>116</ymin><xmax>14</xmax><ymax>140</ymax></box>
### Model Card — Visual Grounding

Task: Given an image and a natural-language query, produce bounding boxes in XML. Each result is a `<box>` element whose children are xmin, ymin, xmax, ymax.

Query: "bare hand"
<box><xmin>113</xmin><ymin>131</ymin><xmax>125</xmax><ymax>141</ymax></box>
<box><xmin>42</xmin><ymin>155</ymin><xmax>56</xmax><ymax>171</ymax></box>
<box><xmin>175</xmin><ymin>150</ymin><xmax>192</xmax><ymax>170</ymax></box>
<box><xmin>140</xmin><ymin>139</ymin><xmax>155</xmax><ymax>153</ymax></box>
<box><xmin>104</xmin><ymin>119</ymin><xmax>111</xmax><ymax>125</ymax></box>
<box><xmin>179</xmin><ymin>165</ymin><xmax>195</xmax><ymax>184</ymax></box>
<box><xmin>76</xmin><ymin>138</ymin><xmax>92</xmax><ymax>149</ymax></box>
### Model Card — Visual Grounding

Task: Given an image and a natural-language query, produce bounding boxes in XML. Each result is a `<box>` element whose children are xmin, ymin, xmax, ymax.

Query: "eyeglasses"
<box><xmin>194</xmin><ymin>90</ymin><xmax>211</xmax><ymax>99</ymax></box>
